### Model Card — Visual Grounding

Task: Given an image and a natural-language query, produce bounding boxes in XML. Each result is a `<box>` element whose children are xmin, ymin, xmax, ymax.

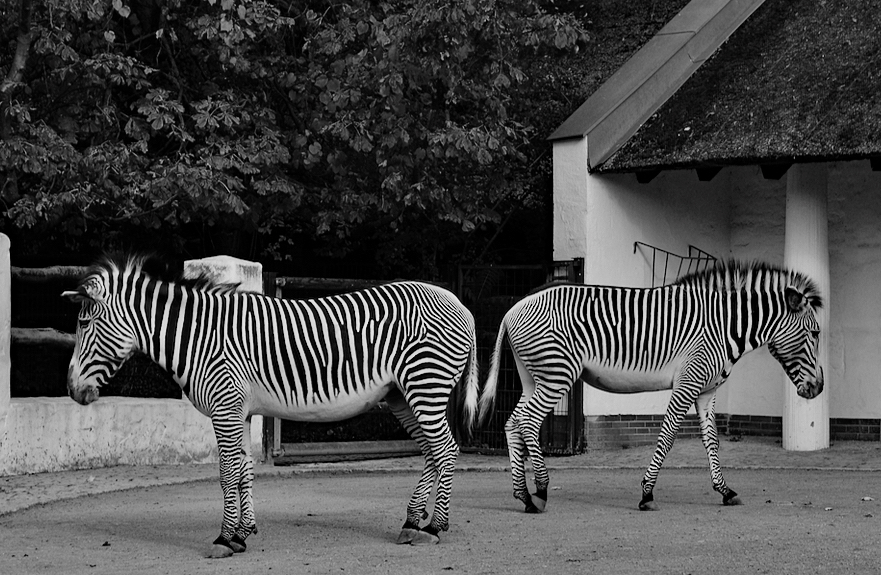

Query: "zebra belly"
<box><xmin>251</xmin><ymin>378</ymin><xmax>396</xmax><ymax>422</ymax></box>
<box><xmin>580</xmin><ymin>359</ymin><xmax>681</xmax><ymax>394</ymax></box>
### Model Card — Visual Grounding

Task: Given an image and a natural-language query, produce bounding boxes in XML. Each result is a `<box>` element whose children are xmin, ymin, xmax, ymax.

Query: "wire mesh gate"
<box><xmin>456</xmin><ymin>260</ymin><xmax>585</xmax><ymax>456</ymax></box>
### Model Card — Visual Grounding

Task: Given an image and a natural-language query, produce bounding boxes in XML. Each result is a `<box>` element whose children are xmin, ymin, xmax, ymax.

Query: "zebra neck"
<box><xmin>137</xmin><ymin>284</ymin><xmax>222</xmax><ymax>385</ymax></box>
<box><xmin>722</xmin><ymin>290</ymin><xmax>781</xmax><ymax>360</ymax></box>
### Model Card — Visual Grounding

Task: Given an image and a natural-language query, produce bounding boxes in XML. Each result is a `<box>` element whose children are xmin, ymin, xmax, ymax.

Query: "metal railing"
<box><xmin>634</xmin><ymin>242</ymin><xmax>717</xmax><ymax>286</ymax></box>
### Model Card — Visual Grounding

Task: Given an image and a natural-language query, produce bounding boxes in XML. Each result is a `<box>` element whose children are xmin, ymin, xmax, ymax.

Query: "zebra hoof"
<box><xmin>229</xmin><ymin>534</ymin><xmax>247</xmax><ymax>553</ymax></box>
<box><xmin>531</xmin><ymin>494</ymin><xmax>547</xmax><ymax>513</ymax></box>
<box><xmin>410</xmin><ymin>529</ymin><xmax>440</xmax><ymax>546</ymax></box>
<box><xmin>723</xmin><ymin>493</ymin><xmax>743</xmax><ymax>506</ymax></box>
<box><xmin>396</xmin><ymin>527</ymin><xmax>420</xmax><ymax>544</ymax></box>
<box><xmin>206</xmin><ymin>543</ymin><xmax>234</xmax><ymax>559</ymax></box>
<box><xmin>638</xmin><ymin>499</ymin><xmax>658</xmax><ymax>511</ymax></box>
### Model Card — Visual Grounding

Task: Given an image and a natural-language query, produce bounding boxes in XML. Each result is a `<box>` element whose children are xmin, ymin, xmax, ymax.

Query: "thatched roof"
<box><xmin>534</xmin><ymin>0</ymin><xmax>692</xmax><ymax>141</ymax></box>
<box><xmin>596</xmin><ymin>0</ymin><xmax>881</xmax><ymax>173</ymax></box>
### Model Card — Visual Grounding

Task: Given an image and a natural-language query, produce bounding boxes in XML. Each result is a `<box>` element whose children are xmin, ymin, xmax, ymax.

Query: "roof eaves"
<box><xmin>547</xmin><ymin>0</ymin><xmax>766</xmax><ymax>171</ymax></box>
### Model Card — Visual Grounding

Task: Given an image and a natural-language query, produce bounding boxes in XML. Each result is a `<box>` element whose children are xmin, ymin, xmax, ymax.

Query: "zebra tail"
<box><xmin>460</xmin><ymin>326</ymin><xmax>480</xmax><ymax>438</ymax></box>
<box><xmin>478</xmin><ymin>317</ymin><xmax>508</xmax><ymax>426</ymax></box>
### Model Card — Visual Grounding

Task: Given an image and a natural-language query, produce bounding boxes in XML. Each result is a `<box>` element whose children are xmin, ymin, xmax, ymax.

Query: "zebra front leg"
<box><xmin>695</xmin><ymin>391</ymin><xmax>741</xmax><ymax>506</ymax></box>
<box><xmin>231</xmin><ymin>447</ymin><xmax>258</xmax><ymax>552</ymax></box>
<box><xmin>639</xmin><ymin>384</ymin><xmax>700</xmax><ymax>511</ymax></box>
<box><xmin>207</xmin><ymin>405</ymin><xmax>247</xmax><ymax>558</ymax></box>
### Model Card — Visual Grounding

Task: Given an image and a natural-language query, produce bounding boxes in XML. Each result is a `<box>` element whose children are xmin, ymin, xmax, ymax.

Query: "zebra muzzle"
<box><xmin>796</xmin><ymin>368</ymin><xmax>823</xmax><ymax>399</ymax></box>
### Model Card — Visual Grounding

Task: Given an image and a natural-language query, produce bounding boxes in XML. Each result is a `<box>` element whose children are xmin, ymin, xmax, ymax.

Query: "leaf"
<box><xmin>112</xmin><ymin>0</ymin><xmax>131</xmax><ymax>19</ymax></box>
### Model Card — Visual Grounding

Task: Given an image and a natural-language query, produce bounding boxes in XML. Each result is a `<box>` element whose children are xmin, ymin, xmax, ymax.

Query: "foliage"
<box><xmin>0</xmin><ymin>0</ymin><xmax>585</xmax><ymax>277</ymax></box>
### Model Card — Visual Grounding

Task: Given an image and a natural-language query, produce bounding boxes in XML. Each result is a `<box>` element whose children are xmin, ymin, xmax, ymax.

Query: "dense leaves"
<box><xmin>0</xmin><ymin>0</ymin><xmax>585</xmax><ymax>277</ymax></box>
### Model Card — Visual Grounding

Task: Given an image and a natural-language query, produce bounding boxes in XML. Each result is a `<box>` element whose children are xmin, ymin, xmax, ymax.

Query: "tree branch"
<box><xmin>1</xmin><ymin>0</ymin><xmax>34</xmax><ymax>95</ymax></box>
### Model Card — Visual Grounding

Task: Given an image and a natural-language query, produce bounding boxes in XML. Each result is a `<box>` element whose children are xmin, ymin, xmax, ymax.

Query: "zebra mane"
<box><xmin>81</xmin><ymin>253</ymin><xmax>241</xmax><ymax>295</ymax></box>
<box><xmin>672</xmin><ymin>260</ymin><xmax>823</xmax><ymax>309</ymax></box>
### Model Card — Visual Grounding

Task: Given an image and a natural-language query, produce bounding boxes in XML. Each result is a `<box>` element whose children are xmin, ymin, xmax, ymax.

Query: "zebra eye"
<box><xmin>810</xmin><ymin>330</ymin><xmax>820</xmax><ymax>339</ymax></box>
<box><xmin>78</xmin><ymin>318</ymin><xmax>91</xmax><ymax>330</ymax></box>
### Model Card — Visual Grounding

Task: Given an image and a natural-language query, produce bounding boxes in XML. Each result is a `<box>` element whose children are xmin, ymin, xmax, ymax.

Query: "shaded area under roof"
<box><xmin>596</xmin><ymin>0</ymin><xmax>881</xmax><ymax>173</ymax></box>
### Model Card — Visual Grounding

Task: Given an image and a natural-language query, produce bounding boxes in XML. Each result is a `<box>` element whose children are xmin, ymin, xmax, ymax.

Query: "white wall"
<box><xmin>725</xmin><ymin>165</ymin><xmax>787</xmax><ymax>416</ymax></box>
<box><xmin>554</xmin><ymin>142</ymin><xmax>881</xmax><ymax>421</ymax></box>
<box><xmin>554</xmin><ymin>142</ymin><xmax>730</xmax><ymax>415</ymax></box>
<box><xmin>727</xmin><ymin>161</ymin><xmax>881</xmax><ymax>420</ymax></box>
<box><xmin>0</xmin><ymin>243</ymin><xmax>278</xmax><ymax>476</ymax></box>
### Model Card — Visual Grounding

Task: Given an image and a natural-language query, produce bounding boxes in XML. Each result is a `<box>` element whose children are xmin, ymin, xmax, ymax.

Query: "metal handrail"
<box><xmin>634</xmin><ymin>242</ymin><xmax>717</xmax><ymax>286</ymax></box>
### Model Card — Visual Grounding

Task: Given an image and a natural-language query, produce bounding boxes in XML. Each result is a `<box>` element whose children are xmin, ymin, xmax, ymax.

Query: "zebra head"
<box><xmin>767</xmin><ymin>284</ymin><xmax>824</xmax><ymax>400</ymax></box>
<box><xmin>62</xmin><ymin>262</ymin><xmax>139</xmax><ymax>405</ymax></box>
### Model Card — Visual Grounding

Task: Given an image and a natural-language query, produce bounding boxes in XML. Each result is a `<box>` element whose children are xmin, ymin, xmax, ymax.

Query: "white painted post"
<box><xmin>184</xmin><ymin>255</ymin><xmax>266</xmax><ymax>462</ymax></box>
<box><xmin>0</xmin><ymin>234</ymin><xmax>10</xmax><ymax>448</ymax></box>
<box><xmin>783</xmin><ymin>164</ymin><xmax>830</xmax><ymax>451</ymax></box>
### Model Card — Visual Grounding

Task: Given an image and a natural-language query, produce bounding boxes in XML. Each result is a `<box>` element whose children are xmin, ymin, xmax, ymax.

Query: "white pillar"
<box><xmin>783</xmin><ymin>164</ymin><xmax>830</xmax><ymax>451</ymax></box>
<box><xmin>184</xmin><ymin>255</ymin><xmax>266</xmax><ymax>462</ymax></box>
<box><xmin>0</xmin><ymin>234</ymin><xmax>10</xmax><ymax>445</ymax></box>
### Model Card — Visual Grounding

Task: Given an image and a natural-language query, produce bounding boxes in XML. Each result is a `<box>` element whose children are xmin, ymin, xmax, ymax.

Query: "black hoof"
<box><xmin>638</xmin><ymin>491</ymin><xmax>657</xmax><ymax>511</ymax></box>
<box><xmin>723</xmin><ymin>490</ymin><xmax>742</xmax><ymax>506</ymax></box>
<box><xmin>230</xmin><ymin>534</ymin><xmax>247</xmax><ymax>553</ymax></box>
<box><xmin>397</xmin><ymin>519</ymin><xmax>421</xmax><ymax>544</ymax></box>
<box><xmin>208</xmin><ymin>536</ymin><xmax>235</xmax><ymax>559</ymax></box>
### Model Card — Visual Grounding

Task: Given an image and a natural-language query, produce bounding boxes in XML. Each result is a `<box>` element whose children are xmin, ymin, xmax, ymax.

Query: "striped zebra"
<box><xmin>479</xmin><ymin>261</ymin><xmax>823</xmax><ymax>513</ymax></box>
<box><xmin>64</xmin><ymin>255</ymin><xmax>478</xmax><ymax>557</ymax></box>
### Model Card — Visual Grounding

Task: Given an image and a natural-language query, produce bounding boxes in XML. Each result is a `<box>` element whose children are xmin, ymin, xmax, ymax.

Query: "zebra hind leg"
<box><xmin>694</xmin><ymin>391</ymin><xmax>741</xmax><ymax>507</ymax></box>
<box><xmin>639</xmin><ymin>385</ymin><xmax>701</xmax><ymax>511</ymax></box>
<box><xmin>386</xmin><ymin>390</ymin><xmax>441</xmax><ymax>545</ymax></box>
<box><xmin>412</xmin><ymin>416</ymin><xmax>458</xmax><ymax>545</ymax></box>
<box><xmin>517</xmin><ymin>385</ymin><xmax>568</xmax><ymax>514</ymax></box>
<box><xmin>504</xmin><ymin>408</ymin><xmax>533</xmax><ymax>511</ymax></box>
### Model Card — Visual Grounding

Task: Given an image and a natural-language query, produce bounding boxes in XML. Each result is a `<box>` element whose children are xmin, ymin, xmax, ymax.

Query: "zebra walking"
<box><xmin>479</xmin><ymin>262</ymin><xmax>823</xmax><ymax>513</ymax></box>
<box><xmin>64</xmin><ymin>254</ymin><xmax>479</xmax><ymax>557</ymax></box>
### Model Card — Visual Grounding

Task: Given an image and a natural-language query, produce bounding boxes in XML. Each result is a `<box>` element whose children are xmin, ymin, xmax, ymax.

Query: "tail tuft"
<box><xmin>477</xmin><ymin>317</ymin><xmax>508</xmax><ymax>427</ymax></box>
<box><xmin>460</xmin><ymin>327</ymin><xmax>480</xmax><ymax>439</ymax></box>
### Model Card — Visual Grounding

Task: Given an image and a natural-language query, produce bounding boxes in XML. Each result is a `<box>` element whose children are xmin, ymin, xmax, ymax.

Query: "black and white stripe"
<box><xmin>66</xmin><ymin>255</ymin><xmax>478</xmax><ymax>554</ymax></box>
<box><xmin>479</xmin><ymin>261</ymin><xmax>823</xmax><ymax>513</ymax></box>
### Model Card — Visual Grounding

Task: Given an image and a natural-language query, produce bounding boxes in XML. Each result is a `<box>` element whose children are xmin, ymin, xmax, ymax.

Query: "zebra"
<box><xmin>63</xmin><ymin>254</ymin><xmax>479</xmax><ymax>558</ymax></box>
<box><xmin>478</xmin><ymin>261</ymin><xmax>824</xmax><ymax>513</ymax></box>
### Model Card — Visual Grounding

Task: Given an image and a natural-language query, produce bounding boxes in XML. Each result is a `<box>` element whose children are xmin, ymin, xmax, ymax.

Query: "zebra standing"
<box><xmin>479</xmin><ymin>261</ymin><xmax>824</xmax><ymax>513</ymax></box>
<box><xmin>64</xmin><ymin>254</ymin><xmax>478</xmax><ymax>558</ymax></box>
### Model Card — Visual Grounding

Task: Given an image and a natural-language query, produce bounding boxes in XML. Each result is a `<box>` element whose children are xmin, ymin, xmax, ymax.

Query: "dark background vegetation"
<box><xmin>1</xmin><ymin>0</ymin><xmax>688</xmax><ymax>281</ymax></box>
<box><xmin>2</xmin><ymin>1</ymin><xmax>686</xmax><ymax>404</ymax></box>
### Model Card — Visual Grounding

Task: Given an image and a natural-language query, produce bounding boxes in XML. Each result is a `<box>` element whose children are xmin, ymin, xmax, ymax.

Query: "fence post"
<box><xmin>184</xmin><ymin>255</ymin><xmax>266</xmax><ymax>463</ymax></box>
<box><xmin>0</xmin><ymin>234</ymin><xmax>10</xmax><ymax>446</ymax></box>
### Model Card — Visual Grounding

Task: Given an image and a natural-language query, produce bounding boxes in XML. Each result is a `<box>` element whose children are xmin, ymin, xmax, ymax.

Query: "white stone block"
<box><xmin>183</xmin><ymin>255</ymin><xmax>265</xmax><ymax>461</ymax></box>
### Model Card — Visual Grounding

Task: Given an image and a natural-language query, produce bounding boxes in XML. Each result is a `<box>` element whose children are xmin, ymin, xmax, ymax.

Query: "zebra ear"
<box><xmin>61</xmin><ymin>288</ymin><xmax>93</xmax><ymax>304</ymax></box>
<box><xmin>784</xmin><ymin>287</ymin><xmax>806</xmax><ymax>312</ymax></box>
<box><xmin>62</xmin><ymin>279</ymin><xmax>102</xmax><ymax>304</ymax></box>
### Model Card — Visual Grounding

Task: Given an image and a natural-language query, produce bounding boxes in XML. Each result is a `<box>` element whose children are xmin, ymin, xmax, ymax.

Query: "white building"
<box><xmin>550</xmin><ymin>0</ymin><xmax>881</xmax><ymax>449</ymax></box>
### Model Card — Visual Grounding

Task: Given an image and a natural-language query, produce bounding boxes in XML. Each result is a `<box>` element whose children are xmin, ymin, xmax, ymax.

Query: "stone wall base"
<box><xmin>585</xmin><ymin>414</ymin><xmax>881</xmax><ymax>448</ymax></box>
<box><xmin>0</xmin><ymin>397</ymin><xmax>217</xmax><ymax>476</ymax></box>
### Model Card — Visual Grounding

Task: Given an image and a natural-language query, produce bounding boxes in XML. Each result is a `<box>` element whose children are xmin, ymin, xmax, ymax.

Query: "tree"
<box><xmin>0</xmin><ymin>0</ymin><xmax>585</xmax><ymax>278</ymax></box>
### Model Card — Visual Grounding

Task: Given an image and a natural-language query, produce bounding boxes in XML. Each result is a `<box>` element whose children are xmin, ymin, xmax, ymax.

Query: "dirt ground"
<box><xmin>2</xmin><ymin>465</ymin><xmax>879</xmax><ymax>575</ymax></box>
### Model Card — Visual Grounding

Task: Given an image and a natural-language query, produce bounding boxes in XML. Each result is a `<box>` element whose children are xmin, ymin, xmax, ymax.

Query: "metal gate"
<box><xmin>264</xmin><ymin>275</ymin><xmax>420</xmax><ymax>463</ymax></box>
<box><xmin>456</xmin><ymin>260</ymin><xmax>585</xmax><ymax>455</ymax></box>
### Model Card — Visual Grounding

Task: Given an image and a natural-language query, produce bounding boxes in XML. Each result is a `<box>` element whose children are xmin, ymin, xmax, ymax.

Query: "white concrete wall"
<box><xmin>554</xmin><ymin>141</ymin><xmax>730</xmax><ymax>416</ymax></box>
<box><xmin>728</xmin><ymin>162</ymin><xmax>881</xmax><ymax>420</ymax></box>
<box><xmin>0</xmin><ymin>398</ymin><xmax>217</xmax><ymax>475</ymax></box>
<box><xmin>184</xmin><ymin>255</ymin><xmax>266</xmax><ymax>462</ymax></box>
<box><xmin>724</xmin><ymin>165</ymin><xmax>787</xmax><ymax>416</ymax></box>
<box><xmin>554</xmin><ymin>147</ymin><xmax>881</xmax><ymax>422</ymax></box>
<box><xmin>0</xmin><ymin>244</ymin><xmax>276</xmax><ymax>476</ymax></box>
